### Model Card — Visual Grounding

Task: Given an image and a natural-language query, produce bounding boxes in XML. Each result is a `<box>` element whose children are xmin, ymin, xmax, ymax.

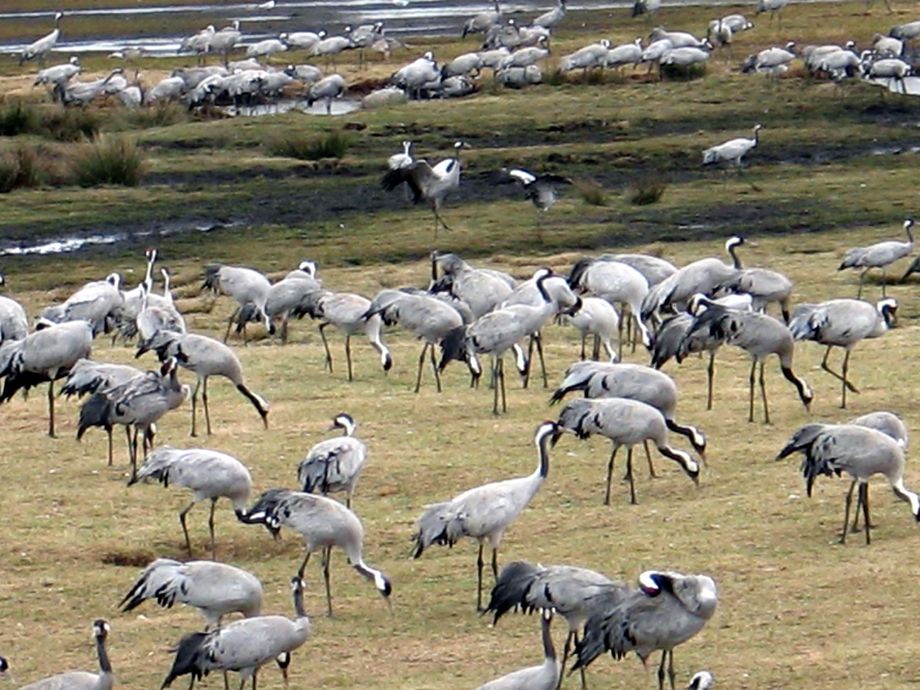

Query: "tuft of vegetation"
<box><xmin>0</xmin><ymin>145</ymin><xmax>45</xmax><ymax>193</ymax></box>
<box><xmin>42</xmin><ymin>107</ymin><xmax>100</xmax><ymax>142</ymax></box>
<box><xmin>266</xmin><ymin>131</ymin><xmax>351</xmax><ymax>160</ymax></box>
<box><xmin>0</xmin><ymin>101</ymin><xmax>40</xmax><ymax>137</ymax></box>
<box><xmin>71</xmin><ymin>135</ymin><xmax>146</xmax><ymax>187</ymax></box>
<box><xmin>574</xmin><ymin>177</ymin><xmax>608</xmax><ymax>206</ymax></box>
<box><xmin>113</xmin><ymin>103</ymin><xmax>189</xmax><ymax>131</ymax></box>
<box><xmin>625</xmin><ymin>176</ymin><xmax>668</xmax><ymax>205</ymax></box>
<box><xmin>660</xmin><ymin>62</ymin><xmax>707</xmax><ymax>81</ymax></box>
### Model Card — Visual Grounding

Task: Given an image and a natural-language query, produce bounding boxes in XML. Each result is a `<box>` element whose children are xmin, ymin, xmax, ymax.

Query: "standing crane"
<box><xmin>474</xmin><ymin>608</ymin><xmax>560</xmax><ymax>690</ymax></box>
<box><xmin>17</xmin><ymin>619</ymin><xmax>113</xmax><ymax>690</ymax></box>
<box><xmin>20</xmin><ymin>12</ymin><xmax>63</xmax><ymax>66</ymax></box>
<box><xmin>702</xmin><ymin>124</ymin><xmax>762</xmax><ymax>171</ymax></box>
<box><xmin>412</xmin><ymin>421</ymin><xmax>557</xmax><ymax>610</ymax></box>
<box><xmin>839</xmin><ymin>218</ymin><xmax>914</xmax><ymax>297</ymax></box>
<box><xmin>297</xmin><ymin>412</ymin><xmax>368</xmax><ymax>508</ymax></box>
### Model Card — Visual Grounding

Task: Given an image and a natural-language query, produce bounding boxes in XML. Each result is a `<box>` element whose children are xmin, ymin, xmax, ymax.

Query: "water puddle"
<box><xmin>865</xmin><ymin>76</ymin><xmax>920</xmax><ymax>96</ymax></box>
<box><xmin>226</xmin><ymin>97</ymin><xmax>361</xmax><ymax>116</ymax></box>
<box><xmin>0</xmin><ymin>223</ymin><xmax>228</xmax><ymax>257</ymax></box>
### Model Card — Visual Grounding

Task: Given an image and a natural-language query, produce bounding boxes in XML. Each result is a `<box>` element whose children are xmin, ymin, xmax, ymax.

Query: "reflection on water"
<box><xmin>226</xmin><ymin>97</ymin><xmax>361</xmax><ymax>116</ymax></box>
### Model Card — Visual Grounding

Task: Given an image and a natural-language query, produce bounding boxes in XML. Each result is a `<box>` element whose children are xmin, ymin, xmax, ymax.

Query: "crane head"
<box><xmin>92</xmin><ymin>619</ymin><xmax>111</xmax><ymax>639</ymax></box>
<box><xmin>688</xmin><ymin>671</ymin><xmax>715</xmax><ymax>690</ymax></box>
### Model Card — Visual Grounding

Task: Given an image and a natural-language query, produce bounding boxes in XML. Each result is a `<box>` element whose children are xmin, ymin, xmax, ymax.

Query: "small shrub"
<box><xmin>44</xmin><ymin>107</ymin><xmax>100</xmax><ymax>142</ymax></box>
<box><xmin>574</xmin><ymin>178</ymin><xmax>608</xmax><ymax>206</ymax></box>
<box><xmin>543</xmin><ymin>69</ymin><xmax>568</xmax><ymax>86</ymax></box>
<box><xmin>72</xmin><ymin>135</ymin><xmax>146</xmax><ymax>187</ymax></box>
<box><xmin>659</xmin><ymin>63</ymin><xmax>707</xmax><ymax>81</ymax></box>
<box><xmin>267</xmin><ymin>131</ymin><xmax>351</xmax><ymax>160</ymax></box>
<box><xmin>0</xmin><ymin>101</ymin><xmax>40</xmax><ymax>137</ymax></box>
<box><xmin>115</xmin><ymin>102</ymin><xmax>188</xmax><ymax>130</ymax></box>
<box><xmin>0</xmin><ymin>145</ymin><xmax>44</xmax><ymax>193</ymax></box>
<box><xmin>626</xmin><ymin>177</ymin><xmax>668</xmax><ymax>205</ymax></box>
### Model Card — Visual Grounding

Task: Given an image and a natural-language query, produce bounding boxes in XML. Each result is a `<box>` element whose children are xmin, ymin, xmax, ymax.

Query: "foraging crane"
<box><xmin>756</xmin><ymin>0</ymin><xmax>789</xmax><ymax>25</ymax></box>
<box><xmin>439</xmin><ymin>269</ymin><xmax>559</xmax><ymax>414</ymax></box>
<box><xmin>661</xmin><ymin>45</ymin><xmax>710</xmax><ymax>69</ymax></box>
<box><xmin>475</xmin><ymin>608</ymin><xmax>560</xmax><ymax>690</ymax></box>
<box><xmin>120</xmin><ymin>558</ymin><xmax>263</xmax><ymax>627</ymax></box>
<box><xmin>20</xmin><ymin>12</ymin><xmax>62</xmax><ymax>66</ymax></box>
<box><xmin>650</xmin><ymin>308</ymin><xmax>724</xmax><ymax>410</ymax></box>
<box><xmin>605</xmin><ymin>254</ymin><xmax>677</xmax><ymax>288</ymax></box>
<box><xmin>649</xmin><ymin>28</ymin><xmax>705</xmax><ymax>49</ymax></box>
<box><xmin>442</xmin><ymin>52</ymin><xmax>483</xmax><ymax>78</ymax></box>
<box><xmin>239</xmin><ymin>489</ymin><xmax>392</xmax><ymax>617</ymax></box>
<box><xmin>413</xmin><ymin>421</ymin><xmax>557</xmax><ymax>611</ymax></box>
<box><xmin>573</xmin><ymin>571</ymin><xmax>718</xmax><ymax>690</ymax></box>
<box><xmin>312</xmin><ymin>32</ymin><xmax>353</xmax><ymax>69</ymax></box>
<box><xmin>293</xmin><ymin>290</ymin><xmax>392</xmax><ymax>382</ymax></box>
<box><xmin>364</xmin><ymin>288</ymin><xmax>464</xmax><ymax>392</ymax></box>
<box><xmin>391</xmin><ymin>51</ymin><xmax>440</xmax><ymax>97</ymax></box>
<box><xmin>161</xmin><ymin>577</ymin><xmax>311</xmax><ymax>689</ymax></box>
<box><xmin>144</xmin><ymin>75</ymin><xmax>187</xmax><ymax>104</ymax></box>
<box><xmin>498</xmin><ymin>37</ymin><xmax>551</xmax><ymax>70</ymax></box>
<box><xmin>777</xmin><ymin>424</ymin><xmax>920</xmax><ymax>544</ymax></box>
<box><xmin>297</xmin><ymin>413</ymin><xmax>367</xmax><ymax>508</ymax></box>
<box><xmin>718</xmin><ymin>14</ymin><xmax>754</xmax><ymax>32</ymax></box>
<box><xmin>641</xmin><ymin>38</ymin><xmax>674</xmax><ymax>73</ymax></box>
<box><xmin>463</xmin><ymin>1</ymin><xmax>502</xmax><ymax>38</ymax></box>
<box><xmin>307</xmin><ymin>73</ymin><xmax>346</xmax><ymax>114</ymax></box>
<box><xmin>706</xmin><ymin>19</ymin><xmax>733</xmax><ymax>58</ymax></box>
<box><xmin>839</xmin><ymin>219</ymin><xmax>914</xmax><ymax>297</ymax></box>
<box><xmin>210</xmin><ymin>21</ymin><xmax>241</xmax><ymax>66</ymax></box>
<box><xmin>716</xmin><ymin>265</ymin><xmax>793</xmax><ymax>321</ymax></box>
<box><xmin>655</xmin><ymin>236</ymin><xmax>746</xmax><ymax>313</ymax></box>
<box><xmin>34</xmin><ymin>56</ymin><xmax>81</xmax><ymax>95</ymax></box>
<box><xmin>0</xmin><ymin>274</ymin><xmax>28</xmax><ymax>344</ymax></box>
<box><xmin>40</xmin><ymin>272</ymin><xmax>123</xmax><ymax>336</ymax></box>
<box><xmin>381</xmin><ymin>141</ymin><xmax>466</xmax><ymax>238</ymax></box>
<box><xmin>777</xmin><ymin>410</ymin><xmax>907</xmax><ymax>538</ymax></box>
<box><xmin>237</xmin><ymin>270</ymin><xmax>323</xmax><ymax>344</ymax></box>
<box><xmin>430</xmin><ymin>251</ymin><xmax>515</xmax><ymax>318</ymax></box>
<box><xmin>63</xmin><ymin>359</ymin><xmax>146</xmax><ymax>465</ymax></box>
<box><xmin>863</xmin><ymin>57</ymin><xmax>912</xmax><ymax>93</ymax></box>
<box><xmin>17</xmin><ymin>619</ymin><xmax>113</xmax><ymax>690</ymax></box>
<box><xmin>77</xmin><ymin>357</ymin><xmax>189</xmax><ymax>480</ymax></box>
<box><xmin>285</xmin><ymin>31</ymin><xmax>324</xmax><ymax>51</ymax></box>
<box><xmin>553</xmin><ymin>397</ymin><xmax>700</xmax><ymax>505</ymax></box>
<box><xmin>683</xmin><ymin>303</ymin><xmax>813</xmax><ymax>423</ymax></box>
<box><xmin>688</xmin><ymin>671</ymin><xmax>715</xmax><ymax>690</ymax></box>
<box><xmin>551</xmin><ymin>360</ymin><xmax>707</xmax><ymax>457</ymax></box>
<box><xmin>560</xmin><ymin>39</ymin><xmax>611</xmax><ymax>73</ymax></box>
<box><xmin>202</xmin><ymin>263</ymin><xmax>273</xmax><ymax>342</ymax></box>
<box><xmin>559</xmin><ymin>296</ymin><xmax>620</xmax><ymax>362</ymax></box>
<box><xmin>136</xmin><ymin>330</ymin><xmax>270</xmax><ymax>436</ymax></box>
<box><xmin>0</xmin><ymin>320</ymin><xmax>93</xmax><ymax>437</ymax></box>
<box><xmin>702</xmin><ymin>124</ymin><xmax>762</xmax><ymax>170</ymax></box>
<box><xmin>179</xmin><ymin>25</ymin><xmax>215</xmax><ymax>64</ymax></box>
<box><xmin>246</xmin><ymin>36</ymin><xmax>288</xmax><ymax>61</ymax></box>
<box><xmin>129</xmin><ymin>446</ymin><xmax>253</xmax><ymax>557</ymax></box>
<box><xmin>606</xmin><ymin>39</ymin><xmax>644</xmax><ymax>71</ymax></box>
<box><xmin>789</xmin><ymin>298</ymin><xmax>896</xmax><ymax>408</ymax></box>
<box><xmin>348</xmin><ymin>22</ymin><xmax>385</xmax><ymax>67</ymax></box>
<box><xmin>486</xmin><ymin>561</ymin><xmax>626</xmax><ymax>688</ymax></box>
<box><xmin>742</xmin><ymin>43</ymin><xmax>795</xmax><ymax>78</ymax></box>
<box><xmin>533</xmin><ymin>0</ymin><xmax>566</xmax><ymax>30</ymax></box>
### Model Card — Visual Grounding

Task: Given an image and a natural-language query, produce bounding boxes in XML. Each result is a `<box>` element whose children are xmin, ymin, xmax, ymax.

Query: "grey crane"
<box><xmin>239</xmin><ymin>489</ymin><xmax>392</xmax><ymax>617</ymax></box>
<box><xmin>35</xmin><ymin>55</ymin><xmax>81</xmax><ymax>93</ymax></box>
<box><xmin>285</xmin><ymin>31</ymin><xmax>324</xmax><ymax>51</ymax></box>
<box><xmin>365</xmin><ymin>288</ymin><xmax>465</xmax><ymax>392</ymax></box>
<box><xmin>381</xmin><ymin>141</ymin><xmax>466</xmax><ymax>238</ymax></box>
<box><xmin>78</xmin><ymin>357</ymin><xmax>189</xmax><ymax>479</ymax></box>
<box><xmin>307</xmin><ymin>73</ymin><xmax>346</xmax><ymax>114</ymax></box>
<box><xmin>602</xmin><ymin>254</ymin><xmax>677</xmax><ymax>288</ymax></box>
<box><xmin>179</xmin><ymin>24</ymin><xmax>215</xmax><ymax>64</ymax></box>
<box><xmin>559</xmin><ymin>296</ymin><xmax>620</xmax><ymax>362</ymax></box>
<box><xmin>20</xmin><ymin>12</ymin><xmax>62</xmax><ymax>66</ymax></box>
<box><xmin>839</xmin><ymin>219</ymin><xmax>914</xmax><ymax>297</ymax></box>
<box><xmin>503</xmin><ymin>168</ymin><xmax>572</xmax><ymax>213</ymax></box>
<box><xmin>120</xmin><ymin>558</ymin><xmax>263</xmax><ymax>627</ymax></box>
<box><xmin>533</xmin><ymin>0</ymin><xmax>566</xmax><ymax>30</ymax></box>
<box><xmin>498</xmin><ymin>37</ymin><xmax>551</xmax><ymax>70</ymax></box>
<box><xmin>551</xmin><ymin>360</ymin><xmax>707</xmax><ymax>458</ymax></box>
<box><xmin>716</xmin><ymin>265</ymin><xmax>793</xmax><ymax>321</ymax></box>
<box><xmin>682</xmin><ymin>304</ymin><xmax>812</xmax><ymax>423</ymax></box>
<box><xmin>756</xmin><ymin>0</ymin><xmax>789</xmax><ymax>25</ymax></box>
<box><xmin>129</xmin><ymin>446</ymin><xmax>253</xmax><ymax>557</ymax></box>
<box><xmin>391</xmin><ymin>51</ymin><xmax>440</xmax><ymax>98</ymax></box>
<box><xmin>210</xmin><ymin>20</ymin><xmax>241</xmax><ymax>67</ymax></box>
<box><xmin>293</xmin><ymin>290</ymin><xmax>392</xmax><ymax>381</ymax></box>
<box><xmin>650</xmin><ymin>307</ymin><xmax>724</xmax><ymax>410</ymax></box>
<box><xmin>297</xmin><ymin>413</ymin><xmax>367</xmax><ymax>508</ymax></box>
<box><xmin>443</xmin><ymin>52</ymin><xmax>484</xmax><ymax>78</ymax></box>
<box><xmin>63</xmin><ymin>358</ymin><xmax>146</xmax><ymax>465</ymax></box>
<box><xmin>40</xmin><ymin>272</ymin><xmax>123</xmax><ymax>336</ymax></box>
<box><xmin>688</xmin><ymin>671</ymin><xmax>715</xmax><ymax>689</ymax></box>
<box><xmin>475</xmin><ymin>608</ymin><xmax>560</xmax><ymax>690</ymax></box>
<box><xmin>439</xmin><ymin>269</ymin><xmax>558</xmax><ymax>414</ymax></box>
<box><xmin>18</xmin><ymin>619</ymin><xmax>113</xmax><ymax>690</ymax></box>
<box><xmin>136</xmin><ymin>330</ymin><xmax>270</xmax><ymax>436</ymax></box>
<box><xmin>0</xmin><ymin>275</ymin><xmax>29</xmax><ymax>345</ymax></box>
<box><xmin>777</xmin><ymin>410</ymin><xmax>907</xmax><ymax>537</ymax></box>
<box><xmin>463</xmin><ymin>1</ymin><xmax>502</xmax><ymax>38</ymax></box>
<box><xmin>161</xmin><ymin>576</ymin><xmax>311</xmax><ymax>690</ymax></box>
<box><xmin>789</xmin><ymin>298</ymin><xmax>896</xmax><ymax>408</ymax></box>
<box><xmin>430</xmin><ymin>251</ymin><xmax>515</xmax><ymax>318</ymax></box>
<box><xmin>486</xmin><ymin>561</ymin><xmax>627</xmax><ymax>689</ymax></box>
<box><xmin>136</xmin><ymin>281</ymin><xmax>186</xmax><ymax>343</ymax></box>
<box><xmin>702</xmin><ymin>124</ymin><xmax>761</xmax><ymax>170</ymax></box>
<box><xmin>388</xmin><ymin>140</ymin><xmax>414</xmax><ymax>182</ymax></box>
<box><xmin>573</xmin><ymin>571</ymin><xmax>718</xmax><ymax>690</ymax></box>
<box><xmin>0</xmin><ymin>319</ymin><xmax>93</xmax><ymax>437</ymax></box>
<box><xmin>742</xmin><ymin>44</ymin><xmax>795</xmax><ymax>78</ymax></box>
<box><xmin>560</xmin><ymin>39</ymin><xmax>612</xmax><ymax>74</ymax></box>
<box><xmin>553</xmin><ymin>397</ymin><xmax>700</xmax><ymax>505</ymax></box>
<box><xmin>236</xmin><ymin>269</ymin><xmax>323</xmax><ymax>344</ymax></box>
<box><xmin>777</xmin><ymin>423</ymin><xmax>920</xmax><ymax>544</ymax></box>
<box><xmin>116</xmin><ymin>247</ymin><xmax>159</xmax><ymax>341</ymax></box>
<box><xmin>412</xmin><ymin>421</ymin><xmax>557</xmax><ymax>610</ymax></box>
<box><xmin>202</xmin><ymin>264</ymin><xmax>273</xmax><ymax>343</ymax></box>
<box><xmin>312</xmin><ymin>33</ymin><xmax>353</xmax><ymax>70</ymax></box>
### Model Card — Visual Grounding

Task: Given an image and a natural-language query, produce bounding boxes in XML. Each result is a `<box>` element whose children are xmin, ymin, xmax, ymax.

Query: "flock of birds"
<box><xmin>14</xmin><ymin>0</ymin><xmax>920</xmax><ymax>116</ymax></box>
<box><xmin>2</xmin><ymin>199</ymin><xmax>920</xmax><ymax>688</ymax></box>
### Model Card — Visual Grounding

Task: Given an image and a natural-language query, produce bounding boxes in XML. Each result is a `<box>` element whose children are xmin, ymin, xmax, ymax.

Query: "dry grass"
<box><xmin>3</xmin><ymin>228</ymin><xmax>920</xmax><ymax>689</ymax></box>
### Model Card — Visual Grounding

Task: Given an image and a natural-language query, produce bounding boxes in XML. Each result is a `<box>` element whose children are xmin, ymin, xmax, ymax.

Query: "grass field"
<box><xmin>3</xmin><ymin>1</ymin><xmax>920</xmax><ymax>688</ymax></box>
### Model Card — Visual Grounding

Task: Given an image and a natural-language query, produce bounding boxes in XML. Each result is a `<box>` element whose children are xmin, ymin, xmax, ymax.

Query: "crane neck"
<box><xmin>541</xmin><ymin>611</ymin><xmax>556</xmax><ymax>660</ymax></box>
<box><xmin>727</xmin><ymin>242</ymin><xmax>743</xmax><ymax>270</ymax></box>
<box><xmin>536</xmin><ymin>429</ymin><xmax>551</xmax><ymax>479</ymax></box>
<box><xmin>96</xmin><ymin>632</ymin><xmax>113</xmax><ymax>675</ymax></box>
<box><xmin>752</xmin><ymin>127</ymin><xmax>759</xmax><ymax>148</ymax></box>
<box><xmin>292</xmin><ymin>582</ymin><xmax>308</xmax><ymax>620</ymax></box>
<box><xmin>905</xmin><ymin>222</ymin><xmax>914</xmax><ymax>244</ymax></box>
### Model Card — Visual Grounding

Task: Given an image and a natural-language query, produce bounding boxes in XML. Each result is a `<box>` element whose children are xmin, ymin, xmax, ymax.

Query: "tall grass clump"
<box><xmin>72</xmin><ymin>135</ymin><xmax>146</xmax><ymax>187</ymax></box>
<box><xmin>0</xmin><ymin>101</ymin><xmax>40</xmax><ymax>137</ymax></box>
<box><xmin>0</xmin><ymin>145</ymin><xmax>44</xmax><ymax>193</ymax></box>
<box><xmin>574</xmin><ymin>178</ymin><xmax>608</xmax><ymax>206</ymax></box>
<box><xmin>114</xmin><ymin>103</ymin><xmax>188</xmax><ymax>131</ymax></box>
<box><xmin>625</xmin><ymin>176</ymin><xmax>668</xmax><ymax>205</ymax></box>
<box><xmin>43</xmin><ymin>107</ymin><xmax>100</xmax><ymax>142</ymax></box>
<box><xmin>266</xmin><ymin>131</ymin><xmax>351</xmax><ymax>160</ymax></box>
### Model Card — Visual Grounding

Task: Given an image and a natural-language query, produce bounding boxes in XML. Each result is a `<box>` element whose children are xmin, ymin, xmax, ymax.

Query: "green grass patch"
<box><xmin>266</xmin><ymin>130</ymin><xmax>352</xmax><ymax>160</ymax></box>
<box><xmin>72</xmin><ymin>134</ymin><xmax>146</xmax><ymax>187</ymax></box>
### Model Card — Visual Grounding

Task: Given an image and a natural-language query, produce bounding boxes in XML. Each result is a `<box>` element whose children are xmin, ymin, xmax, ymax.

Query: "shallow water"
<box><xmin>226</xmin><ymin>96</ymin><xmax>361</xmax><ymax>115</ymax></box>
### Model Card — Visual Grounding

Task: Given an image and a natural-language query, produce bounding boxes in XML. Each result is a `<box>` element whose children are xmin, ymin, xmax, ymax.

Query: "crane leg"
<box><xmin>626</xmin><ymin>447</ymin><xmax>637</xmax><ymax>505</ymax></box>
<box><xmin>617</xmin><ymin>307</ymin><xmax>625</xmax><ymax>361</ymax></box>
<box><xmin>819</xmin><ymin>346</ymin><xmax>859</xmax><ymax>393</ymax></box>
<box><xmin>523</xmin><ymin>336</ymin><xmax>535</xmax><ymax>389</ymax></box>
<box><xmin>322</xmin><ymin>546</ymin><xmax>334</xmax><ymax>617</ymax></box>
<box><xmin>881</xmin><ymin>269</ymin><xmax>887</xmax><ymax>297</ymax></box>
<box><xmin>748</xmin><ymin>360</ymin><xmax>757</xmax><ymax>423</ymax></box>
<box><xmin>706</xmin><ymin>352</ymin><xmax>716</xmax><ymax>410</ymax></box>
<box><xmin>203</xmin><ymin>377</ymin><xmax>212</xmax><ymax>435</ymax></box>
<box><xmin>345</xmin><ymin>335</ymin><xmax>353</xmax><ymax>382</ymax></box>
<box><xmin>534</xmin><ymin>332</ymin><xmax>548</xmax><ymax>388</ymax></box>
<box><xmin>644</xmin><ymin>440</ymin><xmax>657</xmax><ymax>478</ymax></box>
<box><xmin>579</xmin><ymin>333</ymin><xmax>587</xmax><ymax>360</ymax></box>
<box><xmin>281</xmin><ymin>316</ymin><xmax>289</xmax><ymax>345</ymax></box>
<box><xmin>208</xmin><ymin>498</ymin><xmax>217</xmax><ymax>559</ymax></box>
<box><xmin>190</xmin><ymin>378</ymin><xmax>201</xmax><ymax>437</ymax></box>
<box><xmin>179</xmin><ymin>500</ymin><xmax>196</xmax><ymax>557</ymax></box>
<box><xmin>593</xmin><ymin>334</ymin><xmax>602</xmax><ymax>361</ymax></box>
<box><xmin>667</xmin><ymin>649</ymin><xmax>676</xmax><ymax>690</ymax></box>
<box><xmin>759</xmin><ymin>360</ymin><xmax>770</xmax><ymax>424</ymax></box>
<box><xmin>498</xmin><ymin>357</ymin><xmax>507</xmax><ymax>413</ymax></box>
<box><xmin>862</xmin><ymin>483</ymin><xmax>872</xmax><ymax>545</ymax></box>
<box><xmin>223</xmin><ymin>307</ymin><xmax>240</xmax><ymax>343</ymax></box>
<box><xmin>414</xmin><ymin>342</ymin><xmax>429</xmax><ymax>393</ymax></box>
<box><xmin>557</xmin><ymin>631</ymin><xmax>575</xmax><ymax>690</ymax></box>
<box><xmin>107</xmin><ymin>428</ymin><xmax>113</xmax><ymax>467</ymax></box>
<box><xmin>491</xmin><ymin>358</ymin><xmax>500</xmax><ymax>415</ymax></box>
<box><xmin>857</xmin><ymin>269</ymin><xmax>867</xmax><ymax>299</ymax></box>
<box><xmin>297</xmin><ymin>551</ymin><xmax>313</xmax><ymax>579</ymax></box>
<box><xmin>657</xmin><ymin>649</ymin><xmax>667</xmax><ymax>690</ymax></box>
<box><xmin>575</xmin><ymin>631</ymin><xmax>587</xmax><ymax>689</ymax></box>
<box><xmin>319</xmin><ymin>323</ymin><xmax>334</xmax><ymax>373</ymax></box>
<box><xmin>130</xmin><ymin>426</ymin><xmax>140</xmax><ymax>482</ymax></box>
<box><xmin>604</xmin><ymin>446</ymin><xmax>619</xmax><ymax>506</ymax></box>
<box><xmin>47</xmin><ymin>379</ymin><xmax>56</xmax><ymax>438</ymax></box>
<box><xmin>476</xmin><ymin>543</ymin><xmax>485</xmax><ymax>611</ymax></box>
<box><xmin>429</xmin><ymin>342</ymin><xmax>442</xmax><ymax>393</ymax></box>
<box><xmin>491</xmin><ymin>546</ymin><xmax>499</xmax><ymax>581</ymax></box>
<box><xmin>841</xmin><ymin>350</ymin><xmax>852</xmax><ymax>409</ymax></box>
<box><xmin>840</xmin><ymin>479</ymin><xmax>856</xmax><ymax>544</ymax></box>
